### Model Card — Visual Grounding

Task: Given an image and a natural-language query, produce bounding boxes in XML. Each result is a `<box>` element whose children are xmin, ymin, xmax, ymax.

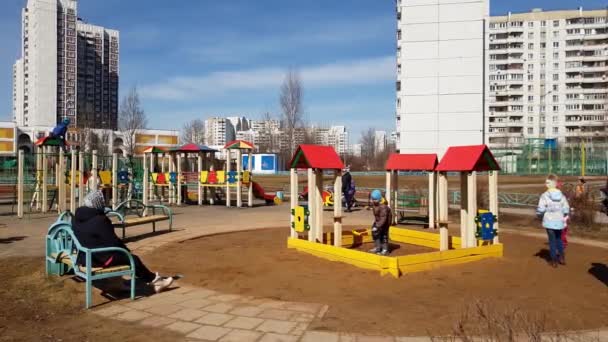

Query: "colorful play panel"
<box><xmin>287</xmin><ymin>144</ymin><xmax>503</xmax><ymax>278</ymax></box>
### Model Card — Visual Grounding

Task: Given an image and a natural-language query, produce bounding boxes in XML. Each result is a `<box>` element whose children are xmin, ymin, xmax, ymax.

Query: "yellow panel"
<box><xmin>200</xmin><ymin>171</ymin><xmax>208</xmax><ymax>184</ymax></box>
<box><xmin>216</xmin><ymin>171</ymin><xmax>225</xmax><ymax>184</ymax></box>
<box><xmin>67</xmin><ymin>171</ymin><xmax>81</xmax><ymax>186</ymax></box>
<box><xmin>98</xmin><ymin>171</ymin><xmax>112</xmax><ymax>185</ymax></box>
<box><xmin>157</xmin><ymin>135</ymin><xmax>177</xmax><ymax>145</ymax></box>
<box><xmin>151</xmin><ymin>173</ymin><xmax>158</xmax><ymax>184</ymax></box>
<box><xmin>293</xmin><ymin>206</ymin><xmax>307</xmax><ymax>233</ymax></box>
<box><xmin>242</xmin><ymin>171</ymin><xmax>251</xmax><ymax>184</ymax></box>
<box><xmin>135</xmin><ymin>134</ymin><xmax>156</xmax><ymax>144</ymax></box>
<box><xmin>0</xmin><ymin>128</ymin><xmax>15</xmax><ymax>139</ymax></box>
<box><xmin>0</xmin><ymin>141</ymin><xmax>14</xmax><ymax>152</ymax></box>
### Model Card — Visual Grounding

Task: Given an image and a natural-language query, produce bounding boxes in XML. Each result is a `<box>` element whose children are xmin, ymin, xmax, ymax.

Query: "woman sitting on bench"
<box><xmin>73</xmin><ymin>191</ymin><xmax>174</xmax><ymax>293</ymax></box>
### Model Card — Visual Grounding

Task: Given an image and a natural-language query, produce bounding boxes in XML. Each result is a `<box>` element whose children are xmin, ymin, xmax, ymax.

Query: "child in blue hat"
<box><xmin>370</xmin><ymin>189</ymin><xmax>392</xmax><ymax>255</ymax></box>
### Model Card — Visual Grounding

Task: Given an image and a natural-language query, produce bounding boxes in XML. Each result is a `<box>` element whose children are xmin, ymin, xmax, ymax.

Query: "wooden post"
<box><xmin>307</xmin><ymin>168</ymin><xmax>316</xmax><ymax>242</ymax></box>
<box><xmin>58</xmin><ymin>149</ymin><xmax>65</xmax><ymax>213</ymax></box>
<box><xmin>393</xmin><ymin>171</ymin><xmax>399</xmax><ymax>223</ymax></box>
<box><xmin>290</xmin><ymin>168</ymin><xmax>298</xmax><ymax>238</ymax></box>
<box><xmin>247</xmin><ymin>151</ymin><xmax>253</xmax><ymax>207</ymax></box>
<box><xmin>143</xmin><ymin>156</ymin><xmax>149</xmax><ymax>207</ymax></box>
<box><xmin>467</xmin><ymin>171</ymin><xmax>478</xmax><ymax>248</ymax></box>
<box><xmin>438</xmin><ymin>172</ymin><xmax>449</xmax><ymax>251</ymax></box>
<box><xmin>161</xmin><ymin>154</ymin><xmax>166</xmax><ymax>173</ymax></box>
<box><xmin>459</xmin><ymin>172</ymin><xmax>468</xmax><ymax>248</ymax></box>
<box><xmin>315</xmin><ymin>169</ymin><xmax>323</xmax><ymax>243</ymax></box>
<box><xmin>334</xmin><ymin>170</ymin><xmax>343</xmax><ymax>247</ymax></box>
<box><xmin>42</xmin><ymin>146</ymin><xmax>48</xmax><ymax>213</ymax></box>
<box><xmin>35</xmin><ymin>147</ymin><xmax>42</xmax><ymax>210</ymax></box>
<box><xmin>91</xmin><ymin>150</ymin><xmax>98</xmax><ymax>195</ymax></box>
<box><xmin>17</xmin><ymin>149</ymin><xmax>24</xmax><ymax>218</ymax></box>
<box><xmin>78</xmin><ymin>151</ymin><xmax>84</xmax><ymax>206</ymax></box>
<box><xmin>489</xmin><ymin>171</ymin><xmax>499</xmax><ymax>244</ymax></box>
<box><xmin>226</xmin><ymin>150</ymin><xmax>232</xmax><ymax>207</ymax></box>
<box><xmin>111</xmin><ymin>153</ymin><xmax>118</xmax><ymax>209</ymax></box>
<box><xmin>428</xmin><ymin>171</ymin><xmax>436</xmax><ymax>229</ymax></box>
<box><xmin>236</xmin><ymin>149</ymin><xmax>242</xmax><ymax>208</ymax></box>
<box><xmin>198</xmin><ymin>153</ymin><xmax>203</xmax><ymax>205</ymax></box>
<box><xmin>385</xmin><ymin>170</ymin><xmax>392</xmax><ymax>209</ymax></box>
<box><xmin>177</xmin><ymin>153</ymin><xmax>182</xmax><ymax>205</ymax></box>
<box><xmin>70</xmin><ymin>150</ymin><xmax>76</xmax><ymax>213</ymax></box>
<box><xmin>148</xmin><ymin>153</ymin><xmax>155</xmax><ymax>201</ymax></box>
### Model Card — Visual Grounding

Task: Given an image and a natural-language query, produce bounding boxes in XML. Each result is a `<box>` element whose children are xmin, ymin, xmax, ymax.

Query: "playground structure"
<box><xmin>16</xmin><ymin>136</ymin><xmax>133</xmax><ymax>218</ymax></box>
<box><xmin>287</xmin><ymin>144</ymin><xmax>503</xmax><ymax>278</ymax></box>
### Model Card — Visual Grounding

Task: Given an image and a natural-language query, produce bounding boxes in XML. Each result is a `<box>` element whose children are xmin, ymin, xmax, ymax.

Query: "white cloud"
<box><xmin>140</xmin><ymin>56</ymin><xmax>395</xmax><ymax>101</ymax></box>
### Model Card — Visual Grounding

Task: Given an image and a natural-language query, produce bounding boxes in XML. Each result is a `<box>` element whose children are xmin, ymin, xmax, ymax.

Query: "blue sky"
<box><xmin>0</xmin><ymin>0</ymin><xmax>605</xmax><ymax>141</ymax></box>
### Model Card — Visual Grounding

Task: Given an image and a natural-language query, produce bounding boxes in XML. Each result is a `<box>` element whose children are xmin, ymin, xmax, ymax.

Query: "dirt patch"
<box><xmin>0</xmin><ymin>257</ymin><xmax>181</xmax><ymax>341</ymax></box>
<box><xmin>146</xmin><ymin>228</ymin><xmax>608</xmax><ymax>336</ymax></box>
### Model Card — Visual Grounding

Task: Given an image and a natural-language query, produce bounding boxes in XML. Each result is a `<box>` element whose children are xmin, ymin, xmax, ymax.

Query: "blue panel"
<box><xmin>261</xmin><ymin>155</ymin><xmax>275</xmax><ymax>171</ymax></box>
<box><xmin>227</xmin><ymin>171</ymin><xmax>237</xmax><ymax>183</ymax></box>
<box><xmin>242</xmin><ymin>155</ymin><xmax>255</xmax><ymax>170</ymax></box>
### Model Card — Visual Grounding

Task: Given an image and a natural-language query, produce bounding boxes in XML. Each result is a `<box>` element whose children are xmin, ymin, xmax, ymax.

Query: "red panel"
<box><xmin>385</xmin><ymin>154</ymin><xmax>438</xmax><ymax>171</ymax></box>
<box><xmin>435</xmin><ymin>145</ymin><xmax>501</xmax><ymax>172</ymax></box>
<box><xmin>289</xmin><ymin>144</ymin><xmax>345</xmax><ymax>170</ymax></box>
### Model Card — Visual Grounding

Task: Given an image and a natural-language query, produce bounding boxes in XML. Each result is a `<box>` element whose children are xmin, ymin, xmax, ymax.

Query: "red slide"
<box><xmin>251</xmin><ymin>181</ymin><xmax>277</xmax><ymax>205</ymax></box>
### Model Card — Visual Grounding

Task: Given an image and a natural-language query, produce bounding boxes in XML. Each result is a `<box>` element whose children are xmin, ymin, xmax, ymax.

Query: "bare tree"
<box><xmin>118</xmin><ymin>87</ymin><xmax>147</xmax><ymax>157</ymax></box>
<box><xmin>279</xmin><ymin>69</ymin><xmax>303</xmax><ymax>156</ymax></box>
<box><xmin>360</xmin><ymin>128</ymin><xmax>376</xmax><ymax>170</ymax></box>
<box><xmin>180</xmin><ymin>119</ymin><xmax>205</xmax><ymax>145</ymax></box>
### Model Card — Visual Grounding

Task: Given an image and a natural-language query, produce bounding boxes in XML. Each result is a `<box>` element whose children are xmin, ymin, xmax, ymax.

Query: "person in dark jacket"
<box><xmin>49</xmin><ymin>118</ymin><xmax>70</xmax><ymax>152</ymax></box>
<box><xmin>72</xmin><ymin>191</ymin><xmax>174</xmax><ymax>293</ymax></box>
<box><xmin>341</xmin><ymin>166</ymin><xmax>355</xmax><ymax>212</ymax></box>
<box><xmin>369</xmin><ymin>189</ymin><xmax>392</xmax><ymax>255</ymax></box>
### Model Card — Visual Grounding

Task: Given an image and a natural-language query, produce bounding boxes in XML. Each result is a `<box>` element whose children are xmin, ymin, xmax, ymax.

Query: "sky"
<box><xmin>0</xmin><ymin>0</ymin><xmax>606</xmax><ymax>142</ymax></box>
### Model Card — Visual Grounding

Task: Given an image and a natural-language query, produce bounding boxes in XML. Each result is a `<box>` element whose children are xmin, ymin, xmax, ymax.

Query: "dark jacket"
<box><xmin>342</xmin><ymin>172</ymin><xmax>352</xmax><ymax>193</ymax></box>
<box><xmin>372</xmin><ymin>203</ymin><xmax>392</xmax><ymax>232</ymax></box>
<box><xmin>72</xmin><ymin>207</ymin><xmax>128</xmax><ymax>267</ymax></box>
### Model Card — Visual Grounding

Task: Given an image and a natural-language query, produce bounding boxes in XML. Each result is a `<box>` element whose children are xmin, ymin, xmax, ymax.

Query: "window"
<box><xmin>540</xmin><ymin>42</ymin><xmax>546</xmax><ymax>48</ymax></box>
<box><xmin>553</xmin><ymin>127</ymin><xmax>558</xmax><ymax>133</ymax></box>
<box><xmin>528</xmin><ymin>53</ymin><xmax>534</xmax><ymax>60</ymax></box>
<box><xmin>528</xmin><ymin>85</ymin><xmax>534</xmax><ymax>91</ymax></box>
<box><xmin>553</xmin><ymin>52</ymin><xmax>559</xmax><ymax>59</ymax></box>
<box><xmin>540</xmin><ymin>105</ymin><xmax>546</xmax><ymax>112</ymax></box>
<box><xmin>528</xmin><ymin>74</ymin><xmax>534</xmax><ymax>81</ymax></box>
<box><xmin>528</xmin><ymin>22</ymin><xmax>534</xmax><ymax>28</ymax></box>
<box><xmin>553</xmin><ymin>105</ymin><xmax>559</xmax><ymax>112</ymax></box>
<box><xmin>528</xmin><ymin>105</ymin><xmax>534</xmax><ymax>112</ymax></box>
<box><xmin>541</xmin><ymin>116</ymin><xmax>546</xmax><ymax>123</ymax></box>
<box><xmin>528</xmin><ymin>127</ymin><xmax>534</xmax><ymax>134</ymax></box>
<box><xmin>540</xmin><ymin>127</ymin><xmax>546</xmax><ymax>134</ymax></box>
<box><xmin>528</xmin><ymin>32</ymin><xmax>534</xmax><ymax>39</ymax></box>
<box><xmin>553</xmin><ymin>42</ymin><xmax>559</xmax><ymax>48</ymax></box>
<box><xmin>541</xmin><ymin>32</ymin><xmax>546</xmax><ymax>39</ymax></box>
<box><xmin>528</xmin><ymin>117</ymin><xmax>534</xmax><ymax>123</ymax></box>
<box><xmin>540</xmin><ymin>52</ymin><xmax>546</xmax><ymax>59</ymax></box>
<box><xmin>553</xmin><ymin>94</ymin><xmax>559</xmax><ymax>102</ymax></box>
<box><xmin>553</xmin><ymin>74</ymin><xmax>559</xmax><ymax>81</ymax></box>
<box><xmin>541</xmin><ymin>21</ymin><xmax>546</xmax><ymax>27</ymax></box>
<box><xmin>540</xmin><ymin>73</ymin><xmax>546</xmax><ymax>80</ymax></box>
<box><xmin>553</xmin><ymin>84</ymin><xmax>558</xmax><ymax>91</ymax></box>
<box><xmin>553</xmin><ymin>20</ymin><xmax>560</xmax><ymax>27</ymax></box>
<box><xmin>553</xmin><ymin>62</ymin><xmax>559</xmax><ymax>69</ymax></box>
<box><xmin>528</xmin><ymin>43</ymin><xmax>534</xmax><ymax>49</ymax></box>
<box><xmin>528</xmin><ymin>64</ymin><xmax>534</xmax><ymax>70</ymax></box>
<box><xmin>396</xmin><ymin>81</ymin><xmax>401</xmax><ymax>91</ymax></box>
<box><xmin>553</xmin><ymin>116</ymin><xmax>558</xmax><ymax>122</ymax></box>
<box><xmin>553</xmin><ymin>31</ymin><xmax>559</xmax><ymax>38</ymax></box>
<box><xmin>528</xmin><ymin>95</ymin><xmax>534</xmax><ymax>101</ymax></box>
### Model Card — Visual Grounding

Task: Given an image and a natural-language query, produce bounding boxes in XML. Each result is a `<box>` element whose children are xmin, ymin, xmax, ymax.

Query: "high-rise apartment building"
<box><xmin>487</xmin><ymin>8</ymin><xmax>608</xmax><ymax>149</ymax></box>
<box><xmin>205</xmin><ymin>117</ymin><xmax>234</xmax><ymax>147</ymax></box>
<box><xmin>12</xmin><ymin>59</ymin><xmax>24</xmax><ymax>125</ymax></box>
<box><xmin>14</xmin><ymin>0</ymin><xmax>118</xmax><ymax>129</ymax></box>
<box><xmin>77</xmin><ymin>21</ymin><xmax>119</xmax><ymax>129</ymax></box>
<box><xmin>396</xmin><ymin>0</ymin><xmax>488</xmax><ymax>156</ymax></box>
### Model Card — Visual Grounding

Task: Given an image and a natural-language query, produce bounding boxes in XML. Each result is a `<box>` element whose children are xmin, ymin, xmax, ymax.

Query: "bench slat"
<box><xmin>112</xmin><ymin>215</ymin><xmax>169</xmax><ymax>227</ymax></box>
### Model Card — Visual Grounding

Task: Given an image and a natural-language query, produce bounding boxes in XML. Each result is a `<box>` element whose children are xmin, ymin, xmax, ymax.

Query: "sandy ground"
<box><xmin>145</xmin><ymin>228</ymin><xmax>608</xmax><ymax>336</ymax></box>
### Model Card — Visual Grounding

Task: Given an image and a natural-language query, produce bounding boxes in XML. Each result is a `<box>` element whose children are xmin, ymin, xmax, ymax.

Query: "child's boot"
<box><xmin>369</xmin><ymin>239</ymin><xmax>381</xmax><ymax>253</ymax></box>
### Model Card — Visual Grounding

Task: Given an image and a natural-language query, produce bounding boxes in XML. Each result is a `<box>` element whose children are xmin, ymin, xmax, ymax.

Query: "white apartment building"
<box><xmin>350</xmin><ymin>143</ymin><xmax>362</xmax><ymax>157</ymax></box>
<box><xmin>396</xmin><ymin>0</ymin><xmax>487</xmax><ymax>157</ymax></box>
<box><xmin>487</xmin><ymin>8</ymin><xmax>608</xmax><ymax>149</ymax></box>
<box><xmin>14</xmin><ymin>0</ymin><xmax>119</xmax><ymax>129</ymax></box>
<box><xmin>310</xmin><ymin>126</ymin><xmax>349</xmax><ymax>155</ymax></box>
<box><xmin>12</xmin><ymin>59</ymin><xmax>24</xmax><ymax>125</ymax></box>
<box><xmin>205</xmin><ymin>117</ymin><xmax>234</xmax><ymax>147</ymax></box>
<box><xmin>374</xmin><ymin>130</ymin><xmax>387</xmax><ymax>153</ymax></box>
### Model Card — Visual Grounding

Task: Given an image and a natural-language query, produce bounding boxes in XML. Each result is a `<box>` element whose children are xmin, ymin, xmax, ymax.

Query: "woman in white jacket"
<box><xmin>536</xmin><ymin>174</ymin><xmax>570</xmax><ymax>268</ymax></box>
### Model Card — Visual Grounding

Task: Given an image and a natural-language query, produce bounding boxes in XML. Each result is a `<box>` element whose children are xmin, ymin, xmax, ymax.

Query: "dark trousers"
<box><xmin>372</xmin><ymin>228</ymin><xmax>389</xmax><ymax>250</ymax></box>
<box><xmin>107</xmin><ymin>253</ymin><xmax>156</xmax><ymax>282</ymax></box>
<box><xmin>546</xmin><ymin>229</ymin><xmax>564</xmax><ymax>262</ymax></box>
<box><xmin>344</xmin><ymin>192</ymin><xmax>354</xmax><ymax>210</ymax></box>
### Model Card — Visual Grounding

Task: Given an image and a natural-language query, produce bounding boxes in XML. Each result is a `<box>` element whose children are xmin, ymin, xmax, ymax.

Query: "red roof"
<box><xmin>385</xmin><ymin>153</ymin><xmax>438</xmax><ymax>171</ymax></box>
<box><xmin>289</xmin><ymin>144</ymin><xmax>345</xmax><ymax>170</ymax></box>
<box><xmin>171</xmin><ymin>143</ymin><xmax>217</xmax><ymax>153</ymax></box>
<box><xmin>435</xmin><ymin>145</ymin><xmax>501</xmax><ymax>172</ymax></box>
<box><xmin>224</xmin><ymin>140</ymin><xmax>255</xmax><ymax>150</ymax></box>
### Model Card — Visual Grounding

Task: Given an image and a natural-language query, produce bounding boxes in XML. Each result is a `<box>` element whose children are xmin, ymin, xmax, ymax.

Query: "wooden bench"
<box><xmin>45</xmin><ymin>220</ymin><xmax>136</xmax><ymax>308</ymax></box>
<box><xmin>107</xmin><ymin>200</ymin><xmax>172</xmax><ymax>239</ymax></box>
<box><xmin>0</xmin><ymin>184</ymin><xmax>16</xmax><ymax>213</ymax></box>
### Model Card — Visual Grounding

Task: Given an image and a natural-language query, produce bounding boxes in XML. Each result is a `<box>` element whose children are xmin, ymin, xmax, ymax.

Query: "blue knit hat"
<box><xmin>371</xmin><ymin>189</ymin><xmax>382</xmax><ymax>201</ymax></box>
<box><xmin>84</xmin><ymin>190</ymin><xmax>105</xmax><ymax>210</ymax></box>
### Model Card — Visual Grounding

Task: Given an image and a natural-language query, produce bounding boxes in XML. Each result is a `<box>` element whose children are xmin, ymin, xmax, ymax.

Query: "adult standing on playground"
<box><xmin>342</xmin><ymin>165</ymin><xmax>355</xmax><ymax>212</ymax></box>
<box><xmin>72</xmin><ymin>191</ymin><xmax>174</xmax><ymax>293</ymax></box>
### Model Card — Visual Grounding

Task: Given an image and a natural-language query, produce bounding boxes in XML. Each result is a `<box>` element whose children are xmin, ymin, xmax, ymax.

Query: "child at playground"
<box><xmin>536</xmin><ymin>174</ymin><xmax>570</xmax><ymax>268</ymax></box>
<box><xmin>49</xmin><ymin>118</ymin><xmax>70</xmax><ymax>152</ymax></box>
<box><xmin>369</xmin><ymin>189</ymin><xmax>392</xmax><ymax>256</ymax></box>
<box><xmin>72</xmin><ymin>191</ymin><xmax>174</xmax><ymax>293</ymax></box>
